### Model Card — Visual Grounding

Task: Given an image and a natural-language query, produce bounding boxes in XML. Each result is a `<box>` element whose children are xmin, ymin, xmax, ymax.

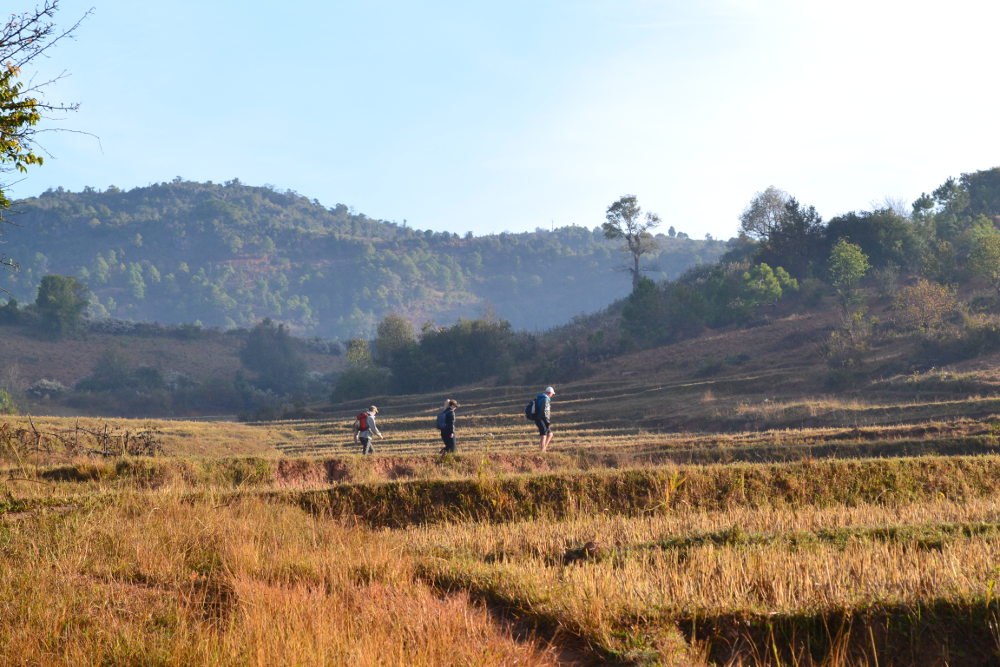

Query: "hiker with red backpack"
<box><xmin>353</xmin><ymin>405</ymin><xmax>383</xmax><ymax>455</ymax></box>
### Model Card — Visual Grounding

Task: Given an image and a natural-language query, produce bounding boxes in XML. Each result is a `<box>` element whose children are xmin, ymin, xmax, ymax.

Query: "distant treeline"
<box><xmin>1</xmin><ymin>179</ymin><xmax>728</xmax><ymax>339</ymax></box>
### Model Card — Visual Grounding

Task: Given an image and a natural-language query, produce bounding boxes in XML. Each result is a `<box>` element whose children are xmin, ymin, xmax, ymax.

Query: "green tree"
<box><xmin>373</xmin><ymin>313</ymin><xmax>416</xmax><ymax>366</ymax></box>
<box><xmin>824</xmin><ymin>209</ymin><xmax>922</xmax><ymax>272</ymax></box>
<box><xmin>345</xmin><ymin>338</ymin><xmax>373</xmax><ymax>366</ymax></box>
<box><xmin>239</xmin><ymin>318</ymin><xmax>307</xmax><ymax>395</ymax></box>
<box><xmin>968</xmin><ymin>234</ymin><xmax>1000</xmax><ymax>295</ymax></box>
<box><xmin>621</xmin><ymin>276</ymin><xmax>664</xmax><ymax>345</ymax></box>
<box><xmin>774</xmin><ymin>266</ymin><xmax>798</xmax><ymax>292</ymax></box>
<box><xmin>929</xmin><ymin>168</ymin><xmax>1000</xmax><ymax>221</ymax></box>
<box><xmin>828</xmin><ymin>238</ymin><xmax>870</xmax><ymax>313</ymax></box>
<box><xmin>755</xmin><ymin>198</ymin><xmax>824</xmax><ymax>278</ymax></box>
<box><xmin>330</xmin><ymin>365</ymin><xmax>390</xmax><ymax>403</ymax></box>
<box><xmin>127</xmin><ymin>263</ymin><xmax>146</xmax><ymax>300</ymax></box>
<box><xmin>392</xmin><ymin>318</ymin><xmax>516</xmax><ymax>393</ymax></box>
<box><xmin>75</xmin><ymin>345</ymin><xmax>133</xmax><ymax>392</ymax></box>
<box><xmin>34</xmin><ymin>274</ymin><xmax>88</xmax><ymax>335</ymax></box>
<box><xmin>0</xmin><ymin>389</ymin><xmax>17</xmax><ymax>415</ymax></box>
<box><xmin>603</xmin><ymin>194</ymin><xmax>661</xmax><ymax>291</ymax></box>
<box><xmin>741</xmin><ymin>263</ymin><xmax>783</xmax><ymax>307</ymax></box>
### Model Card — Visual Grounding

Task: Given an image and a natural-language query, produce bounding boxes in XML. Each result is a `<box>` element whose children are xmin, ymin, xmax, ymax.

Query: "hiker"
<box><xmin>532</xmin><ymin>386</ymin><xmax>555</xmax><ymax>451</ymax></box>
<box><xmin>353</xmin><ymin>405</ymin><xmax>383</xmax><ymax>455</ymax></box>
<box><xmin>437</xmin><ymin>399</ymin><xmax>459</xmax><ymax>454</ymax></box>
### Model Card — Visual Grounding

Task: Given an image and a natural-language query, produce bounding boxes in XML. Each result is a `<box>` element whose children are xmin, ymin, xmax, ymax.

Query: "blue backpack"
<box><xmin>435</xmin><ymin>409</ymin><xmax>449</xmax><ymax>429</ymax></box>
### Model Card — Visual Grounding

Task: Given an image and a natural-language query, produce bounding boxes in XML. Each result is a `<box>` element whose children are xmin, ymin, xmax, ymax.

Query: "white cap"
<box><xmin>544</xmin><ymin>386</ymin><xmax>555</xmax><ymax>394</ymax></box>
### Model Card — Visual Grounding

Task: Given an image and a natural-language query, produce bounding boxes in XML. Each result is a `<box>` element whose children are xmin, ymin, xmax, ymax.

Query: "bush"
<box><xmin>824</xmin><ymin>311</ymin><xmax>875</xmax><ymax>370</ymax></box>
<box><xmin>75</xmin><ymin>346</ymin><xmax>135</xmax><ymax>392</ymax></box>
<box><xmin>26</xmin><ymin>379</ymin><xmax>68</xmax><ymax>399</ymax></box>
<box><xmin>914</xmin><ymin>314</ymin><xmax>1000</xmax><ymax>365</ymax></box>
<box><xmin>892</xmin><ymin>279</ymin><xmax>959</xmax><ymax>332</ymax></box>
<box><xmin>0</xmin><ymin>390</ymin><xmax>18</xmax><ymax>415</ymax></box>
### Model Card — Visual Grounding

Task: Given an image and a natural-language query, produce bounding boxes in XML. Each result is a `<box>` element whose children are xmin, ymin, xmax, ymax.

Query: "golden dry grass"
<box><xmin>5</xmin><ymin>446</ymin><xmax>1000</xmax><ymax>662</ymax></box>
<box><xmin>0</xmin><ymin>493</ymin><xmax>563</xmax><ymax>666</ymax></box>
<box><xmin>5</xmin><ymin>351</ymin><xmax>1000</xmax><ymax>663</ymax></box>
<box><xmin>406</xmin><ymin>496</ymin><xmax>1000</xmax><ymax>663</ymax></box>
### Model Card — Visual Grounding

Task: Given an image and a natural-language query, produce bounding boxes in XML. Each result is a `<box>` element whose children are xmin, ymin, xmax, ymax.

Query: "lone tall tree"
<box><xmin>603</xmin><ymin>195</ymin><xmax>661</xmax><ymax>291</ymax></box>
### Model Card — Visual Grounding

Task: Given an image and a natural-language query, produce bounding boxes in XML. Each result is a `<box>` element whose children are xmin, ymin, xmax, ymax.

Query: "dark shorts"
<box><xmin>440</xmin><ymin>428</ymin><xmax>455</xmax><ymax>451</ymax></box>
<box><xmin>534</xmin><ymin>418</ymin><xmax>551</xmax><ymax>436</ymax></box>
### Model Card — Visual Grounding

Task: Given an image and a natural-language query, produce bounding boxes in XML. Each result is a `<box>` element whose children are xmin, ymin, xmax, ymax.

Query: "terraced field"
<box><xmin>5</xmin><ymin>383</ymin><xmax>1000</xmax><ymax>665</ymax></box>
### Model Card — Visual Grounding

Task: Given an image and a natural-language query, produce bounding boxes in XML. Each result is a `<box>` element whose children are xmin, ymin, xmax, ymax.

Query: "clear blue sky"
<box><xmin>9</xmin><ymin>0</ymin><xmax>1000</xmax><ymax>239</ymax></box>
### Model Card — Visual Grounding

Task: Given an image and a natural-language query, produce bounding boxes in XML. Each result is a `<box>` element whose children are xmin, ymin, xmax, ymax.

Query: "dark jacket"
<box><xmin>440</xmin><ymin>407</ymin><xmax>456</xmax><ymax>433</ymax></box>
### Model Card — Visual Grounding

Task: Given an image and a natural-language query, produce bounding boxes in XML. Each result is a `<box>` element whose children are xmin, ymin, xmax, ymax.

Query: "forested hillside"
<box><xmin>0</xmin><ymin>179</ymin><xmax>728</xmax><ymax>338</ymax></box>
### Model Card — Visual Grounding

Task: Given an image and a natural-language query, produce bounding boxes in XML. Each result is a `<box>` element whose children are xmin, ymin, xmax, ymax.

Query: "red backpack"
<box><xmin>355</xmin><ymin>412</ymin><xmax>369</xmax><ymax>432</ymax></box>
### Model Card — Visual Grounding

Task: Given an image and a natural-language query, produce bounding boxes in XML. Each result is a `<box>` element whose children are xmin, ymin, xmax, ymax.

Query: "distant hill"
<box><xmin>1</xmin><ymin>180</ymin><xmax>729</xmax><ymax>338</ymax></box>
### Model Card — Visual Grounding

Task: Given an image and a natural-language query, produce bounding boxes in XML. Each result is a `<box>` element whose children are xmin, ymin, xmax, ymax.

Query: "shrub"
<box><xmin>824</xmin><ymin>310</ymin><xmax>875</xmax><ymax>370</ymax></box>
<box><xmin>0</xmin><ymin>390</ymin><xmax>18</xmax><ymax>415</ymax></box>
<box><xmin>892</xmin><ymin>279</ymin><xmax>960</xmax><ymax>332</ymax></box>
<box><xmin>915</xmin><ymin>313</ymin><xmax>1000</xmax><ymax>365</ymax></box>
<box><xmin>25</xmin><ymin>379</ymin><xmax>68</xmax><ymax>399</ymax></box>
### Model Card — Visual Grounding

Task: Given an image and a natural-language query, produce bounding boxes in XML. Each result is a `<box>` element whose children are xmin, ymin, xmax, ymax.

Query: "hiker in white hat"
<box><xmin>530</xmin><ymin>386</ymin><xmax>556</xmax><ymax>451</ymax></box>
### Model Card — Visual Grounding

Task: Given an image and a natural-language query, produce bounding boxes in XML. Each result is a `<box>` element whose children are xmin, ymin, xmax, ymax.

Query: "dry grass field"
<box><xmin>5</xmin><ymin>384</ymin><xmax>1000</xmax><ymax>664</ymax></box>
<box><xmin>4</xmin><ymin>310</ymin><xmax>1000</xmax><ymax>663</ymax></box>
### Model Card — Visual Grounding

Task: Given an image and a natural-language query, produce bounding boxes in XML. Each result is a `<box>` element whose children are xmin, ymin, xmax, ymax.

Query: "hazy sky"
<box><xmin>9</xmin><ymin>0</ymin><xmax>1000</xmax><ymax>239</ymax></box>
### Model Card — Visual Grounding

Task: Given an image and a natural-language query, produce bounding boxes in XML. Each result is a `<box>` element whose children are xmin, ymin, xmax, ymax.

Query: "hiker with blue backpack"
<box><xmin>353</xmin><ymin>405</ymin><xmax>383</xmax><ymax>455</ymax></box>
<box><xmin>525</xmin><ymin>386</ymin><xmax>556</xmax><ymax>451</ymax></box>
<box><xmin>436</xmin><ymin>399</ymin><xmax>459</xmax><ymax>454</ymax></box>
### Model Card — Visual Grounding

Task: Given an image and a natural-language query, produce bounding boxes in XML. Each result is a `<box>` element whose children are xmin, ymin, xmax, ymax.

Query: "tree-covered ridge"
<box><xmin>2</xmin><ymin>179</ymin><xmax>728</xmax><ymax>338</ymax></box>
